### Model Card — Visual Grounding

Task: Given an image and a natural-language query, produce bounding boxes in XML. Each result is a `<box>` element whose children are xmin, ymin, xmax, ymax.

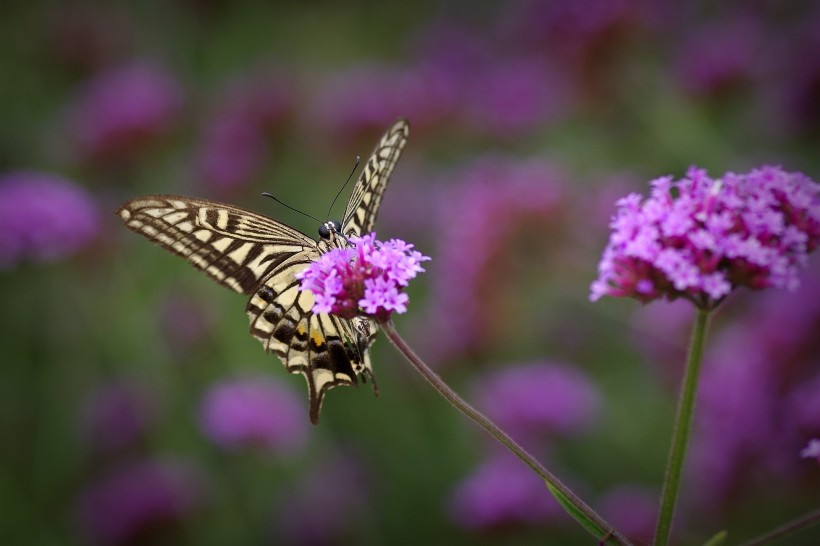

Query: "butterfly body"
<box><xmin>117</xmin><ymin>118</ymin><xmax>409</xmax><ymax>423</ymax></box>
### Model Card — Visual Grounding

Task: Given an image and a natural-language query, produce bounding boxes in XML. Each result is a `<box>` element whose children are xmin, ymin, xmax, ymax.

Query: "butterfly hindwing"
<box><xmin>117</xmin><ymin>119</ymin><xmax>409</xmax><ymax>423</ymax></box>
<box><xmin>246</xmin><ymin>268</ymin><xmax>373</xmax><ymax>423</ymax></box>
<box><xmin>342</xmin><ymin>118</ymin><xmax>409</xmax><ymax>237</ymax></box>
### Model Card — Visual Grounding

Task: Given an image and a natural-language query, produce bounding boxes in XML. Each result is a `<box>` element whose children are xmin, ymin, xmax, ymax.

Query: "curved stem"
<box><xmin>653</xmin><ymin>308</ymin><xmax>711</xmax><ymax>546</ymax></box>
<box><xmin>737</xmin><ymin>507</ymin><xmax>820</xmax><ymax>546</ymax></box>
<box><xmin>379</xmin><ymin>319</ymin><xmax>632</xmax><ymax>546</ymax></box>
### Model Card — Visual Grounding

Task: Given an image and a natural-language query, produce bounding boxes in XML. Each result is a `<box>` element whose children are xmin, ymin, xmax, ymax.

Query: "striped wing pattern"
<box><xmin>118</xmin><ymin>196</ymin><xmax>313</xmax><ymax>293</ymax></box>
<box><xmin>116</xmin><ymin>120</ymin><xmax>408</xmax><ymax>423</ymax></box>
<box><xmin>342</xmin><ymin>118</ymin><xmax>409</xmax><ymax>237</ymax></box>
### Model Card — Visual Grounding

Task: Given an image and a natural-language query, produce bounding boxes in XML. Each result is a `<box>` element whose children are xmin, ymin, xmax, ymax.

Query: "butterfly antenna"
<box><xmin>261</xmin><ymin>192</ymin><xmax>323</xmax><ymax>224</ymax></box>
<box><xmin>326</xmin><ymin>155</ymin><xmax>360</xmax><ymax>219</ymax></box>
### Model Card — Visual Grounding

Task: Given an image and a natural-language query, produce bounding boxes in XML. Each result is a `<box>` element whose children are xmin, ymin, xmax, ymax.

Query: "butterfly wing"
<box><xmin>117</xmin><ymin>195</ymin><xmax>315</xmax><ymax>294</ymax></box>
<box><xmin>341</xmin><ymin>118</ymin><xmax>409</xmax><ymax>237</ymax></box>
<box><xmin>337</xmin><ymin>119</ymin><xmax>409</xmax><ymax>387</ymax></box>
<box><xmin>117</xmin><ymin>195</ymin><xmax>374</xmax><ymax>423</ymax></box>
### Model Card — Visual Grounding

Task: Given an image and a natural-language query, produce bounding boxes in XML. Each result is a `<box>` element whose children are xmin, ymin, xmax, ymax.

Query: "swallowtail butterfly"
<box><xmin>117</xmin><ymin>118</ymin><xmax>409</xmax><ymax>423</ymax></box>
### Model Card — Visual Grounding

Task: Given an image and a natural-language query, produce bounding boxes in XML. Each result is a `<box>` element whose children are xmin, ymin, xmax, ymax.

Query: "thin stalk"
<box><xmin>737</xmin><ymin>507</ymin><xmax>820</xmax><ymax>546</ymax></box>
<box><xmin>653</xmin><ymin>308</ymin><xmax>712</xmax><ymax>546</ymax></box>
<box><xmin>379</xmin><ymin>319</ymin><xmax>632</xmax><ymax>546</ymax></box>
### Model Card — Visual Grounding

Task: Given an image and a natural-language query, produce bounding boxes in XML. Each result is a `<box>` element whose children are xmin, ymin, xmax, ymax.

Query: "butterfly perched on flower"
<box><xmin>117</xmin><ymin>118</ymin><xmax>409</xmax><ymax>423</ymax></box>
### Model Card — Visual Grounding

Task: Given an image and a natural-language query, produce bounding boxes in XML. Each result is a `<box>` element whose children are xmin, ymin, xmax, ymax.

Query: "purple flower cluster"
<box><xmin>198</xmin><ymin>375</ymin><xmax>308</xmax><ymax>454</ymax></box>
<box><xmin>77</xmin><ymin>458</ymin><xmax>205</xmax><ymax>545</ymax></box>
<box><xmin>673</xmin><ymin>18</ymin><xmax>762</xmax><ymax>97</ymax></box>
<box><xmin>590</xmin><ymin>165</ymin><xmax>820</xmax><ymax>308</ymax></box>
<box><xmin>448</xmin><ymin>453</ymin><xmax>565</xmax><ymax>531</ymax></box>
<box><xmin>275</xmin><ymin>453</ymin><xmax>370</xmax><ymax>544</ymax></box>
<box><xmin>448</xmin><ymin>362</ymin><xmax>600</xmax><ymax>531</ymax></box>
<box><xmin>421</xmin><ymin>157</ymin><xmax>565</xmax><ymax>362</ymax></box>
<box><xmin>473</xmin><ymin>362</ymin><xmax>600</xmax><ymax>444</ymax></box>
<box><xmin>0</xmin><ymin>171</ymin><xmax>99</xmax><ymax>268</ymax></box>
<box><xmin>193</xmin><ymin>67</ymin><xmax>293</xmax><ymax>195</ymax></box>
<box><xmin>686</xmin><ymin>265</ymin><xmax>820</xmax><ymax>513</ymax></box>
<box><xmin>63</xmin><ymin>60</ymin><xmax>183</xmax><ymax>163</ymax></box>
<box><xmin>297</xmin><ymin>233</ymin><xmax>429</xmax><ymax>320</ymax></box>
<box><xmin>43</xmin><ymin>6</ymin><xmax>133</xmax><ymax>73</ymax></box>
<box><xmin>78</xmin><ymin>381</ymin><xmax>155</xmax><ymax>457</ymax></box>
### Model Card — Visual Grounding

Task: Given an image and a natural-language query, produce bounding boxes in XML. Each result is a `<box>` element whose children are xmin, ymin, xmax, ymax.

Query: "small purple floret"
<box><xmin>0</xmin><ymin>171</ymin><xmax>99</xmax><ymax>268</ymax></box>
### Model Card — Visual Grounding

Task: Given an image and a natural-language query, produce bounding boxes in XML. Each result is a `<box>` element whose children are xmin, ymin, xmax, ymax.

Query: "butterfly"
<box><xmin>117</xmin><ymin>118</ymin><xmax>409</xmax><ymax>423</ymax></box>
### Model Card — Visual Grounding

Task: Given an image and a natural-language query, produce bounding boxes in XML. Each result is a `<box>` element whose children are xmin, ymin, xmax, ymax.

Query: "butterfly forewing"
<box><xmin>117</xmin><ymin>119</ymin><xmax>408</xmax><ymax>424</ymax></box>
<box><xmin>342</xmin><ymin>118</ymin><xmax>409</xmax><ymax>237</ymax></box>
<box><xmin>118</xmin><ymin>196</ymin><xmax>314</xmax><ymax>294</ymax></box>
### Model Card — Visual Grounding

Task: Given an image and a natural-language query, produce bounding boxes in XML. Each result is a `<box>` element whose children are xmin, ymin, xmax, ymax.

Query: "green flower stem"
<box><xmin>653</xmin><ymin>307</ymin><xmax>712</xmax><ymax>546</ymax></box>
<box><xmin>380</xmin><ymin>319</ymin><xmax>632</xmax><ymax>546</ymax></box>
<box><xmin>737</xmin><ymin>507</ymin><xmax>820</xmax><ymax>546</ymax></box>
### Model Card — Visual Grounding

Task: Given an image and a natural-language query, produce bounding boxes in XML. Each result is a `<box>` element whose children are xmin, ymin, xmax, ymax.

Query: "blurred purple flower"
<box><xmin>275</xmin><ymin>453</ymin><xmax>370</xmax><ymax>545</ymax></box>
<box><xmin>310</xmin><ymin>62</ymin><xmax>463</xmax><ymax>143</ymax></box>
<box><xmin>63</xmin><ymin>60</ymin><xmax>183</xmax><ymax>164</ymax></box>
<box><xmin>77</xmin><ymin>458</ymin><xmax>206</xmax><ymax>546</ymax></box>
<box><xmin>673</xmin><ymin>17</ymin><xmax>763</xmax><ymax>97</ymax></box>
<box><xmin>310</xmin><ymin>65</ymin><xmax>405</xmax><ymax>142</ymax></box>
<box><xmin>590</xmin><ymin>165</ymin><xmax>820</xmax><ymax>308</ymax></box>
<box><xmin>687</xmin><ymin>324</ymin><xmax>783</xmax><ymax>511</ymax></box>
<box><xmin>422</xmin><ymin>158</ymin><xmax>565</xmax><ymax>362</ymax></box>
<box><xmin>463</xmin><ymin>59</ymin><xmax>570</xmax><ymax>137</ymax></box>
<box><xmin>408</xmin><ymin>20</ymin><xmax>493</xmax><ymax>74</ymax></box>
<box><xmin>194</xmin><ymin>68</ymin><xmax>293</xmax><ymax>194</ymax></box>
<box><xmin>198</xmin><ymin>375</ymin><xmax>308</xmax><ymax>454</ymax></box>
<box><xmin>473</xmin><ymin>362</ymin><xmax>600</xmax><ymax>443</ymax></box>
<box><xmin>772</xmin><ymin>9</ymin><xmax>820</xmax><ymax>136</ymax></box>
<box><xmin>158</xmin><ymin>292</ymin><xmax>217</xmax><ymax>358</ymax></box>
<box><xmin>688</xmin><ymin>265</ymin><xmax>820</xmax><ymax>512</ymax></box>
<box><xmin>194</xmin><ymin>112</ymin><xmax>268</xmax><ymax>195</ymax></box>
<box><xmin>448</xmin><ymin>453</ymin><xmax>565</xmax><ymax>531</ymax></box>
<box><xmin>800</xmin><ymin>439</ymin><xmax>820</xmax><ymax>463</ymax></box>
<box><xmin>297</xmin><ymin>233</ymin><xmax>429</xmax><ymax>320</ymax></box>
<box><xmin>630</xmin><ymin>299</ymin><xmax>693</xmax><ymax>384</ymax></box>
<box><xmin>78</xmin><ymin>381</ymin><xmax>155</xmax><ymax>457</ymax></box>
<box><xmin>597</xmin><ymin>485</ymin><xmax>657</xmax><ymax>545</ymax></box>
<box><xmin>501</xmin><ymin>0</ymin><xmax>646</xmax><ymax>56</ymax></box>
<box><xmin>0</xmin><ymin>171</ymin><xmax>99</xmax><ymax>268</ymax></box>
<box><xmin>784</xmin><ymin>374</ymin><xmax>820</xmax><ymax>438</ymax></box>
<box><xmin>43</xmin><ymin>6</ymin><xmax>133</xmax><ymax>73</ymax></box>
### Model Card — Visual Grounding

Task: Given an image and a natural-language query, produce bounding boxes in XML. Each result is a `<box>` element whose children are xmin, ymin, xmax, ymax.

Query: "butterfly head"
<box><xmin>318</xmin><ymin>220</ymin><xmax>343</xmax><ymax>240</ymax></box>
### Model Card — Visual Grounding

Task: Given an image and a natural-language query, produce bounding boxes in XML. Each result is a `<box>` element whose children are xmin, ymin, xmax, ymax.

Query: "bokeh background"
<box><xmin>1</xmin><ymin>1</ymin><xmax>819</xmax><ymax>545</ymax></box>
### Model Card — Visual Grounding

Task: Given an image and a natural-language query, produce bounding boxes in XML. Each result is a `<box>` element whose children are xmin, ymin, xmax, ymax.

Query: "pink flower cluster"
<box><xmin>591</xmin><ymin>165</ymin><xmax>820</xmax><ymax>308</ymax></box>
<box><xmin>297</xmin><ymin>233</ymin><xmax>430</xmax><ymax>320</ymax></box>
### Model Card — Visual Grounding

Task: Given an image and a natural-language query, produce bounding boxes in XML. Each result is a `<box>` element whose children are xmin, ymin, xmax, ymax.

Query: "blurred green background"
<box><xmin>1</xmin><ymin>1</ymin><xmax>819</xmax><ymax>545</ymax></box>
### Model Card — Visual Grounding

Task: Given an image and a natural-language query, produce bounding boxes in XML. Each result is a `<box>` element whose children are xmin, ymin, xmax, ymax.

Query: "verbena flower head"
<box><xmin>63</xmin><ymin>60</ymin><xmax>183</xmax><ymax>163</ymax></box>
<box><xmin>297</xmin><ymin>233</ymin><xmax>430</xmax><ymax>321</ymax></box>
<box><xmin>275</xmin><ymin>453</ymin><xmax>370</xmax><ymax>544</ymax></box>
<box><xmin>0</xmin><ymin>171</ymin><xmax>99</xmax><ymax>268</ymax></box>
<box><xmin>198</xmin><ymin>375</ymin><xmax>307</xmax><ymax>454</ymax></box>
<box><xmin>473</xmin><ymin>362</ymin><xmax>600</xmax><ymax>442</ymax></box>
<box><xmin>448</xmin><ymin>453</ymin><xmax>564</xmax><ymax>530</ymax></box>
<box><xmin>77</xmin><ymin>458</ymin><xmax>206</xmax><ymax>545</ymax></box>
<box><xmin>591</xmin><ymin>165</ymin><xmax>820</xmax><ymax>308</ymax></box>
<box><xmin>78</xmin><ymin>381</ymin><xmax>155</xmax><ymax>457</ymax></box>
